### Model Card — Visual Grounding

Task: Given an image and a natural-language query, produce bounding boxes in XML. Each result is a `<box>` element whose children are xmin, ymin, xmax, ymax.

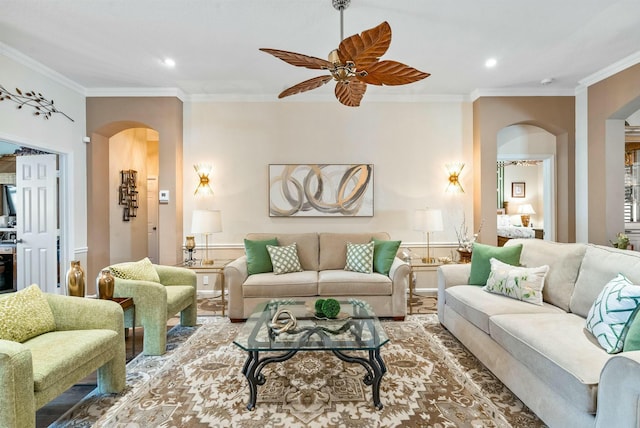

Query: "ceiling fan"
<box><xmin>260</xmin><ymin>0</ymin><xmax>430</xmax><ymax>107</ymax></box>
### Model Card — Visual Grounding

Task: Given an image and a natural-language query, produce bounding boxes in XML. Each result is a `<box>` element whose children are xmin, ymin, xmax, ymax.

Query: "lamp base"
<box><xmin>521</xmin><ymin>215</ymin><xmax>531</xmax><ymax>227</ymax></box>
<box><xmin>201</xmin><ymin>259</ymin><xmax>214</xmax><ymax>266</ymax></box>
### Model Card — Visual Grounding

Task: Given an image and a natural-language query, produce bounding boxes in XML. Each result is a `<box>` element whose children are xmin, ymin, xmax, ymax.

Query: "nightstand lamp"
<box><xmin>518</xmin><ymin>204</ymin><xmax>535</xmax><ymax>227</ymax></box>
<box><xmin>191</xmin><ymin>210</ymin><xmax>222</xmax><ymax>265</ymax></box>
<box><xmin>415</xmin><ymin>208</ymin><xmax>443</xmax><ymax>264</ymax></box>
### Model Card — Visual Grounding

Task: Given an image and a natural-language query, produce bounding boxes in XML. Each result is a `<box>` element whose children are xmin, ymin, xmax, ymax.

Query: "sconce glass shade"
<box><xmin>445</xmin><ymin>162</ymin><xmax>465</xmax><ymax>193</ymax></box>
<box><xmin>194</xmin><ymin>163</ymin><xmax>214</xmax><ymax>196</ymax></box>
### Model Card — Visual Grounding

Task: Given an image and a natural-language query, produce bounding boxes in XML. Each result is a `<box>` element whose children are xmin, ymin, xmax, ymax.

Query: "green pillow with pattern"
<box><xmin>110</xmin><ymin>257</ymin><xmax>160</xmax><ymax>282</ymax></box>
<box><xmin>345</xmin><ymin>241</ymin><xmax>375</xmax><ymax>274</ymax></box>
<box><xmin>266</xmin><ymin>243</ymin><xmax>303</xmax><ymax>275</ymax></box>
<box><xmin>0</xmin><ymin>284</ymin><xmax>57</xmax><ymax>342</ymax></box>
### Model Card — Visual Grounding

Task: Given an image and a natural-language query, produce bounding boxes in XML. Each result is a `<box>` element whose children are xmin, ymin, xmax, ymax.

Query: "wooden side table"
<box><xmin>110</xmin><ymin>297</ymin><xmax>135</xmax><ymax>360</ymax></box>
<box><xmin>187</xmin><ymin>260</ymin><xmax>232</xmax><ymax>316</ymax></box>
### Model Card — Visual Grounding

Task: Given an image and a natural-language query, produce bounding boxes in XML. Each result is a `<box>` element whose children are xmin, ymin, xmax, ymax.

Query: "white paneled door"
<box><xmin>16</xmin><ymin>154</ymin><xmax>57</xmax><ymax>293</ymax></box>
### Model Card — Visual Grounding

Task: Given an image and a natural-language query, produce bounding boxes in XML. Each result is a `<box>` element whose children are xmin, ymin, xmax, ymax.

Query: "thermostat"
<box><xmin>159</xmin><ymin>190</ymin><xmax>170</xmax><ymax>204</ymax></box>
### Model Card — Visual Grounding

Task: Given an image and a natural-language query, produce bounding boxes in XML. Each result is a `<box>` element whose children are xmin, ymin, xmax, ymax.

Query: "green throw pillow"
<box><xmin>266</xmin><ymin>243</ymin><xmax>304</xmax><ymax>274</ymax></box>
<box><xmin>245</xmin><ymin>238</ymin><xmax>278</xmax><ymax>275</ymax></box>
<box><xmin>468</xmin><ymin>242</ymin><xmax>523</xmax><ymax>285</ymax></box>
<box><xmin>372</xmin><ymin>238</ymin><xmax>401</xmax><ymax>275</ymax></box>
<box><xmin>345</xmin><ymin>241</ymin><xmax>374</xmax><ymax>274</ymax></box>
<box><xmin>110</xmin><ymin>257</ymin><xmax>160</xmax><ymax>282</ymax></box>
<box><xmin>586</xmin><ymin>273</ymin><xmax>640</xmax><ymax>354</ymax></box>
<box><xmin>0</xmin><ymin>284</ymin><xmax>57</xmax><ymax>342</ymax></box>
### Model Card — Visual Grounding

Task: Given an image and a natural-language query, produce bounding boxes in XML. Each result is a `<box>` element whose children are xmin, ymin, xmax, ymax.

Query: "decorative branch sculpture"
<box><xmin>0</xmin><ymin>84</ymin><xmax>74</xmax><ymax>122</ymax></box>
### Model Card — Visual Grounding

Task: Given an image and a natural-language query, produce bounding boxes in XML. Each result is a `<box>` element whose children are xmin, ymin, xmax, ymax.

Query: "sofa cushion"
<box><xmin>267</xmin><ymin>243</ymin><xmax>304</xmax><ymax>274</ymax></box>
<box><xmin>469</xmin><ymin>243</ymin><xmax>523</xmax><ymax>285</ymax></box>
<box><xmin>24</xmin><ymin>329</ymin><xmax>119</xmax><ymax>392</ymax></box>
<box><xmin>0</xmin><ymin>284</ymin><xmax>57</xmax><ymax>343</ymax></box>
<box><xmin>243</xmin><ymin>271</ymin><xmax>318</xmax><ymax>297</ymax></box>
<box><xmin>570</xmin><ymin>245</ymin><xmax>640</xmax><ymax>317</ymax></box>
<box><xmin>319</xmin><ymin>232</ymin><xmax>389</xmax><ymax>271</ymax></box>
<box><xmin>585</xmin><ymin>273</ymin><xmax>640</xmax><ymax>353</ymax></box>
<box><xmin>110</xmin><ymin>257</ymin><xmax>160</xmax><ymax>283</ymax></box>
<box><xmin>489</xmin><ymin>313</ymin><xmax>612</xmax><ymax>414</ymax></box>
<box><xmin>345</xmin><ymin>241</ymin><xmax>374</xmax><ymax>274</ymax></box>
<box><xmin>483</xmin><ymin>258</ymin><xmax>549</xmax><ymax>306</ymax></box>
<box><xmin>506</xmin><ymin>239</ymin><xmax>586</xmax><ymax>311</ymax></box>
<box><xmin>244</xmin><ymin>238</ymin><xmax>278</xmax><ymax>275</ymax></box>
<box><xmin>246</xmin><ymin>233</ymin><xmax>319</xmax><ymax>271</ymax></box>
<box><xmin>318</xmin><ymin>270</ymin><xmax>392</xmax><ymax>296</ymax></box>
<box><xmin>445</xmin><ymin>285</ymin><xmax>564</xmax><ymax>334</ymax></box>
<box><xmin>372</xmin><ymin>238</ymin><xmax>401</xmax><ymax>275</ymax></box>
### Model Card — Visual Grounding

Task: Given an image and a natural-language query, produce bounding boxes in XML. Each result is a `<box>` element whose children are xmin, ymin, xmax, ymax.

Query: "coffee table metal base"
<box><xmin>241</xmin><ymin>348</ymin><xmax>387</xmax><ymax>411</ymax></box>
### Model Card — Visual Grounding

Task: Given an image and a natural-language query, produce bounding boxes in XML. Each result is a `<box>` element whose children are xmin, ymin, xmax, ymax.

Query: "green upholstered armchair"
<box><xmin>109</xmin><ymin>262</ymin><xmax>197</xmax><ymax>356</ymax></box>
<box><xmin>0</xmin><ymin>293</ymin><xmax>126</xmax><ymax>428</ymax></box>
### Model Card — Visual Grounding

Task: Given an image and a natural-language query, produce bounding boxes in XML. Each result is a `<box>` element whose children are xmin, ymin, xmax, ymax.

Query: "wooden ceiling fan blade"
<box><xmin>278</xmin><ymin>75</ymin><xmax>333</xmax><ymax>98</ymax></box>
<box><xmin>260</xmin><ymin>48</ymin><xmax>333</xmax><ymax>70</ymax></box>
<box><xmin>358</xmin><ymin>60</ymin><xmax>430</xmax><ymax>86</ymax></box>
<box><xmin>334</xmin><ymin>79</ymin><xmax>367</xmax><ymax>107</ymax></box>
<box><xmin>337</xmin><ymin>21</ymin><xmax>391</xmax><ymax>69</ymax></box>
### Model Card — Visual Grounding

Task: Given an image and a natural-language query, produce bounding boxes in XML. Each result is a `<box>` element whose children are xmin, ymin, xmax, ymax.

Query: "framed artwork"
<box><xmin>511</xmin><ymin>182</ymin><xmax>526</xmax><ymax>198</ymax></box>
<box><xmin>269</xmin><ymin>164</ymin><xmax>374</xmax><ymax>217</ymax></box>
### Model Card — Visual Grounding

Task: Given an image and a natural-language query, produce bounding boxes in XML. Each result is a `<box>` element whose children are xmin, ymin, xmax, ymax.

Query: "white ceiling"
<box><xmin>1</xmin><ymin>0</ymin><xmax>640</xmax><ymax>101</ymax></box>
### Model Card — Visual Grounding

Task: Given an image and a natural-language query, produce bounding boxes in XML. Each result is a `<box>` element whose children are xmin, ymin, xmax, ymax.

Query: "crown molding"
<box><xmin>578</xmin><ymin>49</ymin><xmax>640</xmax><ymax>88</ymax></box>
<box><xmin>186</xmin><ymin>92</ymin><xmax>467</xmax><ymax>103</ymax></box>
<box><xmin>0</xmin><ymin>42</ymin><xmax>86</xmax><ymax>95</ymax></box>
<box><xmin>470</xmin><ymin>87</ymin><xmax>576</xmax><ymax>102</ymax></box>
<box><xmin>85</xmin><ymin>87</ymin><xmax>187</xmax><ymax>101</ymax></box>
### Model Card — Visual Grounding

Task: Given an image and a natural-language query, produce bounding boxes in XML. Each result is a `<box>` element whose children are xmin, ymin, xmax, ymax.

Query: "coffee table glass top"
<box><xmin>234</xmin><ymin>299</ymin><xmax>389</xmax><ymax>352</ymax></box>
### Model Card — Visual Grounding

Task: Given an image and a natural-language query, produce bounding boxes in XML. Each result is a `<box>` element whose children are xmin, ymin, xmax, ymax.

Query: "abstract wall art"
<box><xmin>269</xmin><ymin>164</ymin><xmax>374</xmax><ymax>217</ymax></box>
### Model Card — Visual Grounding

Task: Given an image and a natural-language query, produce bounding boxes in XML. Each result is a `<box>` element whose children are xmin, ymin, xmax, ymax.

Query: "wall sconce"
<box><xmin>194</xmin><ymin>163</ymin><xmax>214</xmax><ymax>196</ymax></box>
<box><xmin>445</xmin><ymin>162</ymin><xmax>465</xmax><ymax>193</ymax></box>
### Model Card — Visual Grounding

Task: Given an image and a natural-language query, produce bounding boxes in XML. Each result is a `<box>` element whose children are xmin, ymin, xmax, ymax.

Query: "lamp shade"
<box><xmin>414</xmin><ymin>208</ymin><xmax>444</xmax><ymax>232</ymax></box>
<box><xmin>517</xmin><ymin>204</ymin><xmax>536</xmax><ymax>215</ymax></box>
<box><xmin>191</xmin><ymin>210</ymin><xmax>222</xmax><ymax>234</ymax></box>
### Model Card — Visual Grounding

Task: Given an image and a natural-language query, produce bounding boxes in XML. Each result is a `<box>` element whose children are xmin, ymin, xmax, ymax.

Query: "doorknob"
<box><xmin>13</xmin><ymin>238</ymin><xmax>23</xmax><ymax>244</ymax></box>
<box><xmin>153</xmin><ymin>227</ymin><xmax>157</xmax><ymax>230</ymax></box>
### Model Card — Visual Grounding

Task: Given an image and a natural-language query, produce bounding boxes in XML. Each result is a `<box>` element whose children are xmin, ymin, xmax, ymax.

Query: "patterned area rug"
<box><xmin>52</xmin><ymin>315</ymin><xmax>545</xmax><ymax>428</ymax></box>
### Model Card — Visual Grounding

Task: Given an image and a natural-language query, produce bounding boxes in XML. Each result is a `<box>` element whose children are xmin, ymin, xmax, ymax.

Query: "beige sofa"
<box><xmin>438</xmin><ymin>238</ymin><xmax>640</xmax><ymax>428</ymax></box>
<box><xmin>0</xmin><ymin>293</ymin><xmax>125</xmax><ymax>428</ymax></box>
<box><xmin>225</xmin><ymin>232</ymin><xmax>410</xmax><ymax>321</ymax></box>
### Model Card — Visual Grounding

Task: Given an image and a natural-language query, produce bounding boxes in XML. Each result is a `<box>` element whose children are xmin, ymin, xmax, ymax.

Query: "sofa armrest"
<box><xmin>437</xmin><ymin>263</ymin><xmax>471</xmax><ymax>323</ymax></box>
<box><xmin>389</xmin><ymin>257</ymin><xmax>410</xmax><ymax>318</ymax></box>
<box><xmin>225</xmin><ymin>255</ymin><xmax>248</xmax><ymax>320</ymax></box>
<box><xmin>596</xmin><ymin>351</ymin><xmax>640</xmax><ymax>427</ymax></box>
<box><xmin>0</xmin><ymin>339</ymin><xmax>35</xmax><ymax>428</ymax></box>
<box><xmin>45</xmin><ymin>294</ymin><xmax>124</xmax><ymax>333</ymax></box>
<box><xmin>154</xmin><ymin>264</ymin><xmax>197</xmax><ymax>287</ymax></box>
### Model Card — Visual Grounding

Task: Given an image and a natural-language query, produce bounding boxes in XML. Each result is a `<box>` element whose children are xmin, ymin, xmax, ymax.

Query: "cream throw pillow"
<box><xmin>345</xmin><ymin>241</ymin><xmax>374</xmax><ymax>274</ymax></box>
<box><xmin>0</xmin><ymin>284</ymin><xmax>57</xmax><ymax>342</ymax></box>
<box><xmin>266</xmin><ymin>243</ymin><xmax>303</xmax><ymax>275</ymax></box>
<box><xmin>483</xmin><ymin>258</ymin><xmax>549</xmax><ymax>306</ymax></box>
<box><xmin>110</xmin><ymin>257</ymin><xmax>160</xmax><ymax>282</ymax></box>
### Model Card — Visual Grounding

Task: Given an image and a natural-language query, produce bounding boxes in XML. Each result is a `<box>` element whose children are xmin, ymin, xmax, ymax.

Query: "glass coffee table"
<box><xmin>233</xmin><ymin>299</ymin><xmax>389</xmax><ymax>411</ymax></box>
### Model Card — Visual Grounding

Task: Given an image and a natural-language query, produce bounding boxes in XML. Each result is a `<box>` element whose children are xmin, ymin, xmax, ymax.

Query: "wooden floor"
<box><xmin>36</xmin><ymin>294</ymin><xmax>436</xmax><ymax>427</ymax></box>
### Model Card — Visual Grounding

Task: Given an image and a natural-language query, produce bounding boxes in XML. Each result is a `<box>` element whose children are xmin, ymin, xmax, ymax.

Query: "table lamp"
<box><xmin>518</xmin><ymin>204</ymin><xmax>535</xmax><ymax>227</ymax></box>
<box><xmin>191</xmin><ymin>210</ymin><xmax>222</xmax><ymax>265</ymax></box>
<box><xmin>414</xmin><ymin>208</ymin><xmax>444</xmax><ymax>264</ymax></box>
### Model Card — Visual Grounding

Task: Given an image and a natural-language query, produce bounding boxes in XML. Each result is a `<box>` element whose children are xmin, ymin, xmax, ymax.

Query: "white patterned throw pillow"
<box><xmin>266</xmin><ymin>243</ymin><xmax>303</xmax><ymax>275</ymax></box>
<box><xmin>345</xmin><ymin>241</ymin><xmax>374</xmax><ymax>274</ymax></box>
<box><xmin>483</xmin><ymin>258</ymin><xmax>549</xmax><ymax>305</ymax></box>
<box><xmin>586</xmin><ymin>273</ymin><xmax>640</xmax><ymax>353</ymax></box>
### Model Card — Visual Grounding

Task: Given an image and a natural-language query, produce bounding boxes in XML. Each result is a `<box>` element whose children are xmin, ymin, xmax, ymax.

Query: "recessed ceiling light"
<box><xmin>162</xmin><ymin>58</ymin><xmax>176</xmax><ymax>68</ymax></box>
<box><xmin>485</xmin><ymin>58</ymin><xmax>497</xmax><ymax>68</ymax></box>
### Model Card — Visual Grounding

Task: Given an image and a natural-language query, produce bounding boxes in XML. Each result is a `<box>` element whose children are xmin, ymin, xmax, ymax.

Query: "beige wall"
<box><xmin>86</xmin><ymin>97</ymin><xmax>183</xmax><ymax>283</ymax></box>
<box><xmin>473</xmin><ymin>97</ymin><xmax>575</xmax><ymax>244</ymax></box>
<box><xmin>587</xmin><ymin>63</ymin><xmax>640</xmax><ymax>244</ymax></box>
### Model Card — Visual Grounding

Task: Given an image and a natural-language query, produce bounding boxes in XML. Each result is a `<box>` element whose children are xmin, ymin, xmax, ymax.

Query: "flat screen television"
<box><xmin>5</xmin><ymin>185</ymin><xmax>16</xmax><ymax>217</ymax></box>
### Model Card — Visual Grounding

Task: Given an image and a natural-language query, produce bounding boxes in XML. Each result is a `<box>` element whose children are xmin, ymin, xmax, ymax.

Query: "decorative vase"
<box><xmin>97</xmin><ymin>268</ymin><xmax>115</xmax><ymax>299</ymax></box>
<box><xmin>66</xmin><ymin>260</ymin><xmax>85</xmax><ymax>297</ymax></box>
<box><xmin>457</xmin><ymin>249</ymin><xmax>472</xmax><ymax>264</ymax></box>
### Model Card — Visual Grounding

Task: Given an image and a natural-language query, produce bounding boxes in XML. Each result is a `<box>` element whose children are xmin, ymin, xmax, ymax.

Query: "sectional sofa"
<box><xmin>225</xmin><ymin>232</ymin><xmax>410</xmax><ymax>321</ymax></box>
<box><xmin>438</xmin><ymin>238</ymin><xmax>640</xmax><ymax>428</ymax></box>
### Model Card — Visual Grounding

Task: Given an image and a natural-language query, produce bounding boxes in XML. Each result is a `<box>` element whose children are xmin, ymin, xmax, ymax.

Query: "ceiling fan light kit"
<box><xmin>260</xmin><ymin>0</ymin><xmax>430</xmax><ymax>107</ymax></box>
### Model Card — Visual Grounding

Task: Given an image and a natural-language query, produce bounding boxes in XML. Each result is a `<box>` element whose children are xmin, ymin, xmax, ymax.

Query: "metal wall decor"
<box><xmin>119</xmin><ymin>170</ymin><xmax>138</xmax><ymax>221</ymax></box>
<box><xmin>0</xmin><ymin>84</ymin><xmax>74</xmax><ymax>122</ymax></box>
<box><xmin>269</xmin><ymin>164</ymin><xmax>374</xmax><ymax>217</ymax></box>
